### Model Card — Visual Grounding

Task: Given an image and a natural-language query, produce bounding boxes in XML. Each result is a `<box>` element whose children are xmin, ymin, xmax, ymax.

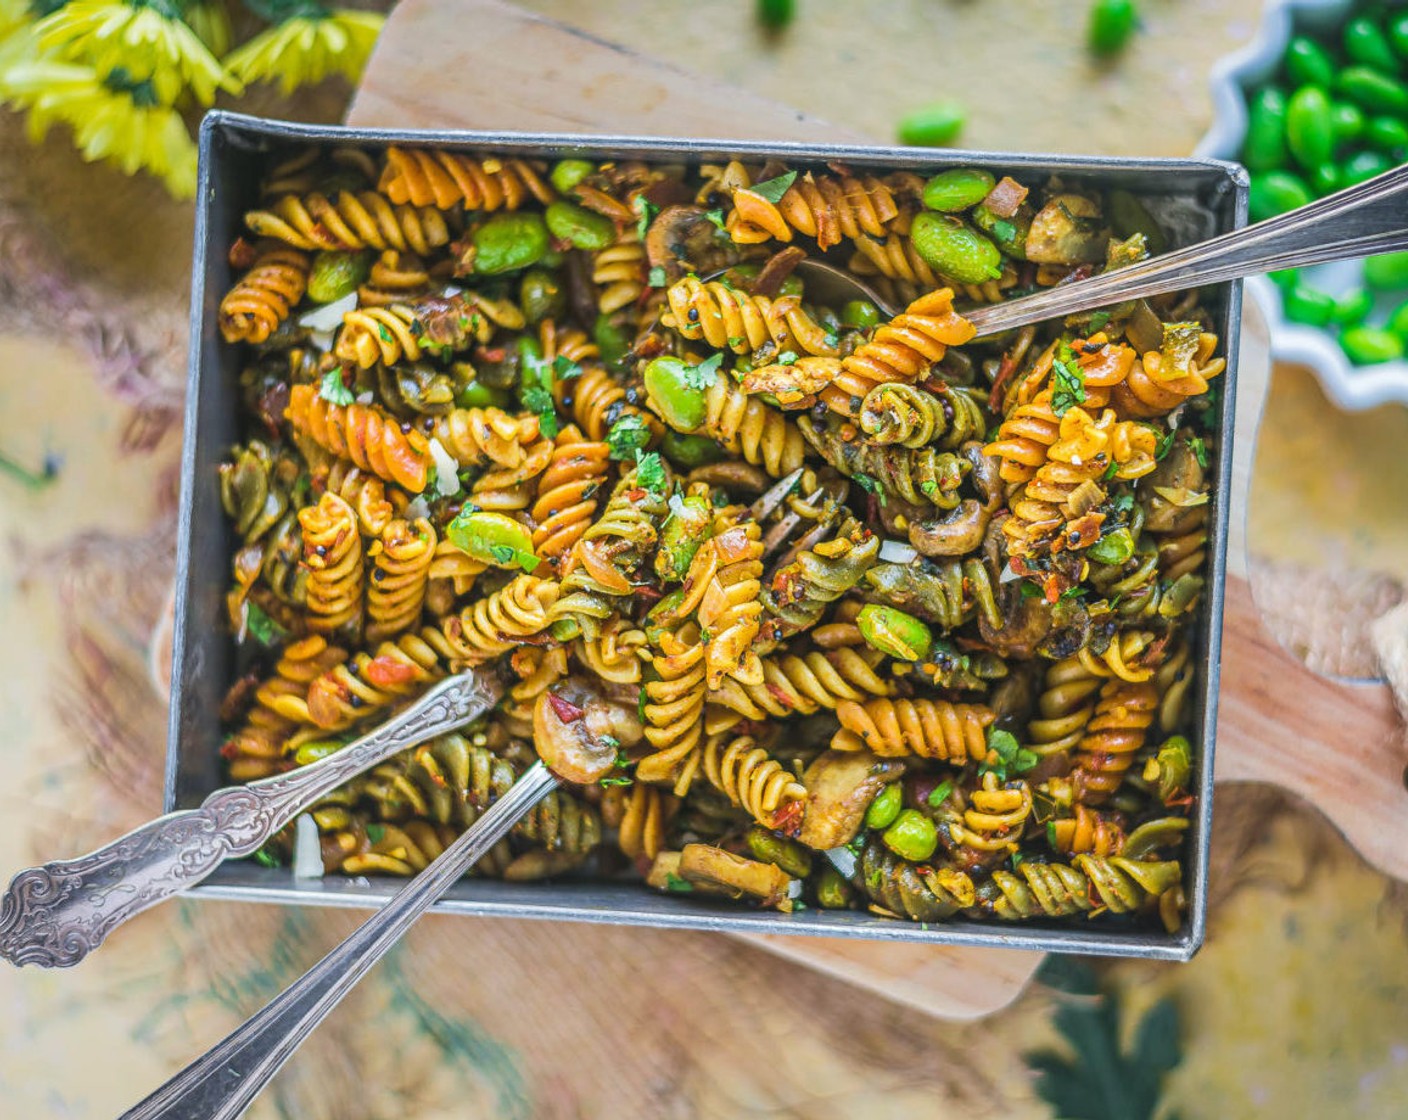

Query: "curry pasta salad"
<box><xmin>216</xmin><ymin>145</ymin><xmax>1220</xmax><ymax>932</ymax></box>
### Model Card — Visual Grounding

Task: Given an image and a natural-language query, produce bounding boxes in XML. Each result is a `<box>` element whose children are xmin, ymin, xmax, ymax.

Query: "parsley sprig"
<box><xmin>1050</xmin><ymin>342</ymin><xmax>1086</xmax><ymax>417</ymax></box>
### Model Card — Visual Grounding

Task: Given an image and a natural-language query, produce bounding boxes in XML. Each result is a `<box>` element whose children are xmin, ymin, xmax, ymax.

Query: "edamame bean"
<box><xmin>656</xmin><ymin>493</ymin><xmax>713</xmax><ymax>581</ymax></box>
<box><xmin>865</xmin><ymin>782</ymin><xmax>904</xmax><ymax>830</ymax></box>
<box><xmin>1248</xmin><ymin>170</ymin><xmax>1312</xmax><ymax>221</ymax></box>
<box><xmin>446</xmin><ymin>509</ymin><xmax>539</xmax><ymax>571</ymax></box>
<box><xmin>1285</xmin><ymin>36</ymin><xmax>1336</xmax><ymax>88</ymax></box>
<box><xmin>455</xmin><ymin>379</ymin><xmax>512</xmax><ymax>409</ymax></box>
<box><xmin>1269</xmin><ymin>267</ymin><xmax>1301</xmax><ymax>289</ymax></box>
<box><xmin>1337</xmin><ymin>66</ymin><xmax>1408</xmax><ymax>116</ymax></box>
<box><xmin>293</xmin><ymin>740</ymin><xmax>344</xmax><ymax>766</ymax></box>
<box><xmin>910</xmin><ymin>212</ymin><xmax>1002</xmax><ymax>283</ymax></box>
<box><xmin>857</xmin><ymin>604</ymin><xmax>933</xmax><ymax>662</ymax></box>
<box><xmin>1309</xmin><ymin>160</ymin><xmax>1340</xmax><ymax>196</ymax></box>
<box><xmin>1341</xmin><ymin>325</ymin><xmax>1405</xmax><ymax>363</ymax></box>
<box><xmin>594</xmin><ymin>313</ymin><xmax>629</xmax><ymax>368</ymax></box>
<box><xmin>1330</xmin><ymin>100</ymin><xmax>1367</xmax><ymax>144</ymax></box>
<box><xmin>1391</xmin><ymin>12</ymin><xmax>1408</xmax><ymax>60</ymax></box>
<box><xmin>921</xmin><ymin>168</ymin><xmax>996</xmax><ymax>212</ymax></box>
<box><xmin>1364</xmin><ymin>114</ymin><xmax>1408</xmax><ymax>151</ymax></box>
<box><xmin>550</xmin><ymin>158</ymin><xmax>594</xmax><ymax>194</ymax></box>
<box><xmin>1282</xmin><ymin>284</ymin><xmax>1336</xmax><ymax>327</ymax></box>
<box><xmin>1345</xmin><ymin>17</ymin><xmax>1401</xmax><ymax>75</ymax></box>
<box><xmin>472</xmin><ymin>211</ymin><xmax>549</xmax><ymax>274</ymax></box>
<box><xmin>1088</xmin><ymin>527</ymin><xmax>1135</xmax><ymax>565</ymax></box>
<box><xmin>882</xmin><ymin>810</ymin><xmax>938</xmax><ymax>862</ymax></box>
<box><xmin>897</xmin><ymin>101</ymin><xmax>966</xmax><ymax>147</ymax></box>
<box><xmin>1332</xmin><ymin>288</ymin><xmax>1373</xmax><ymax>326</ymax></box>
<box><xmin>757</xmin><ymin>0</ymin><xmax>794</xmax><ymax>31</ymax></box>
<box><xmin>1087</xmin><ymin>0</ymin><xmax>1137</xmax><ymax>55</ymax></box>
<box><xmin>643</xmin><ymin>356</ymin><xmax>709</xmax><ymax>430</ymax></box>
<box><xmin>545</xmin><ymin>200</ymin><xmax>617</xmax><ymax>251</ymax></box>
<box><xmin>814</xmin><ymin>865</ymin><xmax>854</xmax><ymax>909</ymax></box>
<box><xmin>306</xmin><ymin>249</ymin><xmax>372</xmax><ymax>303</ymax></box>
<box><xmin>519</xmin><ymin>267</ymin><xmax>566</xmax><ymax>324</ymax></box>
<box><xmin>1341</xmin><ymin>149</ymin><xmax>1394</xmax><ymax>186</ymax></box>
<box><xmin>1242</xmin><ymin>88</ymin><xmax>1289</xmax><ymax>170</ymax></box>
<box><xmin>1388</xmin><ymin>299</ymin><xmax>1408</xmax><ymax>340</ymax></box>
<box><xmin>1365</xmin><ymin>250</ymin><xmax>1408</xmax><ymax>289</ymax></box>
<box><xmin>745</xmin><ymin>827</ymin><xmax>812</xmax><ymax>878</ymax></box>
<box><xmin>1287</xmin><ymin>85</ymin><xmax>1335</xmax><ymax>169</ymax></box>
<box><xmin>659</xmin><ymin>430</ymin><xmax>725</xmax><ymax>469</ymax></box>
<box><xmin>841</xmin><ymin>299</ymin><xmax>881</xmax><ymax>329</ymax></box>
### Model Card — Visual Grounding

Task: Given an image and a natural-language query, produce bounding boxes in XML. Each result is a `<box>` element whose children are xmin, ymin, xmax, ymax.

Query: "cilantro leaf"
<box><xmin>490</xmin><ymin>544</ymin><xmax>515</xmax><ymax>565</ymax></box>
<box><xmin>632</xmin><ymin>195</ymin><xmax>659</xmax><ymax>241</ymax></box>
<box><xmin>252</xmin><ymin>847</ymin><xmax>281</xmax><ymax>868</ymax></box>
<box><xmin>1088</xmin><ymin>310</ymin><xmax>1111</xmax><ymax>333</ymax></box>
<box><xmin>521</xmin><ymin>384</ymin><xmax>559</xmax><ymax>439</ymax></box>
<box><xmin>366</xmin><ymin>823</ymin><xmax>386</xmax><ymax>844</ymax></box>
<box><xmin>553</xmin><ymin>354</ymin><xmax>583</xmax><ymax>381</ymax></box>
<box><xmin>634</xmin><ymin>449</ymin><xmax>667</xmax><ymax>496</ymax></box>
<box><xmin>664</xmin><ymin>872</ymin><xmax>694</xmax><ymax>893</ymax></box>
<box><xmin>599</xmin><ymin>776</ymin><xmax>633</xmax><ymax>787</ymax></box>
<box><xmin>749</xmin><ymin>170</ymin><xmax>798</xmax><ymax>205</ymax></box>
<box><xmin>318</xmin><ymin>368</ymin><xmax>354</xmax><ymax>407</ymax></box>
<box><xmin>992</xmin><ymin>218</ymin><xmax>1017</xmax><ymax>243</ymax></box>
<box><xmin>606</xmin><ymin>413</ymin><xmax>651</xmax><ymax>461</ymax></box>
<box><xmin>1154</xmin><ymin>427</ymin><xmax>1176</xmax><ymax>461</ymax></box>
<box><xmin>853</xmin><ymin>472</ymin><xmax>880</xmax><ymax>495</ymax></box>
<box><xmin>705</xmin><ymin>208</ymin><xmax>726</xmax><ymax>230</ymax></box>
<box><xmin>775</xmin><ymin>350</ymin><xmax>798</xmax><ymax>366</ymax></box>
<box><xmin>648</xmin><ymin>266</ymin><xmax>668</xmax><ymax>288</ymax></box>
<box><xmin>1188</xmin><ymin>435</ymin><xmax>1208</xmax><ymax>467</ymax></box>
<box><xmin>244</xmin><ymin>600</ymin><xmax>287</xmax><ymax>647</ymax></box>
<box><xmin>1050</xmin><ymin>343</ymin><xmax>1087</xmax><ymax>417</ymax></box>
<box><xmin>682</xmin><ymin>351</ymin><xmax>724</xmax><ymax>390</ymax></box>
<box><xmin>927</xmin><ymin>779</ymin><xmax>954</xmax><ymax>808</ymax></box>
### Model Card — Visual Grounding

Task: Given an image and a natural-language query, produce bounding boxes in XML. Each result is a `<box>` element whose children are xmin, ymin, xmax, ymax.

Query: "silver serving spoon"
<box><xmin>783</xmin><ymin>162</ymin><xmax>1408</xmax><ymax>331</ymax></box>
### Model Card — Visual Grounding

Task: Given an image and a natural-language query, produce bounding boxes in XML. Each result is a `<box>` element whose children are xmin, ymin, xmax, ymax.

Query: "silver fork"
<box><xmin>782</xmin><ymin>162</ymin><xmax>1408</xmax><ymax>332</ymax></box>
<box><xmin>35</xmin><ymin>465</ymin><xmax>811</xmax><ymax>1120</ymax></box>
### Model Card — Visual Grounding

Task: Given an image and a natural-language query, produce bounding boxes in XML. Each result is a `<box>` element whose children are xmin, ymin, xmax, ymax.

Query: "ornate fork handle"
<box><xmin>0</xmin><ymin>671</ymin><xmax>501</xmax><ymax>969</ymax></box>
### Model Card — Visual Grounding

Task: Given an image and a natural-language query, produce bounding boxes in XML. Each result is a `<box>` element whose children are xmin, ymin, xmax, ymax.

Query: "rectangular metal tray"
<box><xmin>170</xmin><ymin>110</ymin><xmax>1245</xmax><ymax>960</ymax></box>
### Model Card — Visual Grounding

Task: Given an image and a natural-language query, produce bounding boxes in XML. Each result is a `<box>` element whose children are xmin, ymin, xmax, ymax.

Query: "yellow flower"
<box><xmin>0</xmin><ymin>59</ymin><xmax>197</xmax><ymax>197</ymax></box>
<box><xmin>223</xmin><ymin>9</ymin><xmax>383</xmax><ymax>96</ymax></box>
<box><xmin>35</xmin><ymin>0</ymin><xmax>240</xmax><ymax>106</ymax></box>
<box><xmin>183</xmin><ymin>1</ymin><xmax>232</xmax><ymax>58</ymax></box>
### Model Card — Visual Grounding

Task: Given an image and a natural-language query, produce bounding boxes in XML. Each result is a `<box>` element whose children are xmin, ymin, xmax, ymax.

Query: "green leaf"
<box><xmin>1188</xmin><ymin>435</ymin><xmax>1208</xmax><ymax>468</ymax></box>
<box><xmin>366</xmin><ymin>823</ymin><xmax>386</xmax><ymax>844</ymax></box>
<box><xmin>987</xmin><ymin>727</ymin><xmax>1020</xmax><ymax>763</ymax></box>
<box><xmin>553</xmin><ymin>354</ymin><xmax>583</xmax><ymax>381</ymax></box>
<box><xmin>598</xmin><ymin>776</ymin><xmax>633</xmax><ymax>787</ymax></box>
<box><xmin>244</xmin><ymin>600</ymin><xmax>287</xmax><ymax>647</ymax></box>
<box><xmin>1154</xmin><ymin>427</ymin><xmax>1176</xmax><ymax>460</ymax></box>
<box><xmin>705</xmin><ymin>208</ymin><xmax>727</xmax><ymax>230</ymax></box>
<box><xmin>634</xmin><ymin>449</ymin><xmax>667</xmax><ymax>496</ymax></box>
<box><xmin>252</xmin><ymin>847</ymin><xmax>281</xmax><ymax>868</ymax></box>
<box><xmin>775</xmin><ymin>350</ymin><xmax>798</xmax><ymax>365</ymax></box>
<box><xmin>632</xmin><ymin>194</ymin><xmax>659</xmax><ymax>241</ymax></box>
<box><xmin>750</xmin><ymin>170</ymin><xmax>798</xmax><ymax>204</ymax></box>
<box><xmin>682</xmin><ymin>351</ymin><xmax>724</xmax><ymax>390</ymax></box>
<box><xmin>1013</xmin><ymin>748</ymin><xmax>1039</xmax><ymax>774</ymax></box>
<box><xmin>1088</xmin><ymin>310</ymin><xmax>1112</xmax><ymax>333</ymax></box>
<box><xmin>319</xmin><ymin>368</ymin><xmax>354</xmax><ymax>407</ymax></box>
<box><xmin>927</xmin><ymin>779</ymin><xmax>954</xmax><ymax>807</ymax></box>
<box><xmin>852</xmin><ymin>472</ymin><xmax>880</xmax><ymax>495</ymax></box>
<box><xmin>1050</xmin><ymin>343</ymin><xmax>1087</xmax><ymax>417</ymax></box>
<box><xmin>521</xmin><ymin>384</ymin><xmax>559</xmax><ymax>439</ymax></box>
<box><xmin>992</xmin><ymin>218</ymin><xmax>1017</xmax><ymax>242</ymax></box>
<box><xmin>664</xmin><ymin>872</ymin><xmax>694</xmax><ymax>893</ymax></box>
<box><xmin>648</xmin><ymin>266</ymin><xmax>668</xmax><ymax>288</ymax></box>
<box><xmin>606</xmin><ymin>413</ymin><xmax>651</xmax><ymax>461</ymax></box>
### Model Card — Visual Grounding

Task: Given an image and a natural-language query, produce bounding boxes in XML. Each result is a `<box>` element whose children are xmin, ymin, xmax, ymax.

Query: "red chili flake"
<box><xmin>219</xmin><ymin>740</ymin><xmax>239</xmax><ymax>760</ymax></box>
<box><xmin>364</xmin><ymin>656</ymin><xmax>418</xmax><ymax>687</ymax></box>
<box><xmin>625</xmin><ymin>487</ymin><xmax>648</xmax><ymax>502</ymax></box>
<box><xmin>1164</xmin><ymin>793</ymin><xmax>1195</xmax><ymax>809</ymax></box>
<box><xmin>477</xmin><ymin>347</ymin><xmax>507</xmax><ymax>363</ymax></box>
<box><xmin>770</xmin><ymin>799</ymin><xmax>804</xmax><ymax>836</ymax></box>
<box><xmin>547</xmin><ymin>692</ymin><xmax>585</xmax><ymax>724</ymax></box>
<box><xmin>228</xmin><ymin>237</ymin><xmax>257</xmax><ymax>270</ymax></box>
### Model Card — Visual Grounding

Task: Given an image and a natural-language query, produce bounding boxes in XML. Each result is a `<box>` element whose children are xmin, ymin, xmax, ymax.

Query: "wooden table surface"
<box><xmin>3</xmin><ymin>2</ymin><xmax>1408</xmax><ymax>1118</ymax></box>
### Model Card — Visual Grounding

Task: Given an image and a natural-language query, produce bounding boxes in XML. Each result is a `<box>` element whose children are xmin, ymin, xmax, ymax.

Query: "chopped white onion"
<box><xmin>787</xmin><ymin>879</ymin><xmax>805</xmax><ymax>899</ymax></box>
<box><xmin>825</xmin><ymin>845</ymin><xmax>858</xmax><ymax>879</ymax></box>
<box><xmin>427</xmin><ymin>437</ymin><xmax>461</xmax><ymax>497</ymax></box>
<box><xmin>307</xmin><ymin>329</ymin><xmax>335</xmax><ymax>353</ymax></box>
<box><xmin>442</xmin><ymin>284</ymin><xmax>465</xmax><ymax>297</ymax></box>
<box><xmin>878</xmin><ymin>539</ymin><xmax>918</xmax><ymax>564</ymax></box>
<box><xmin>297</xmin><ymin>292</ymin><xmax>357</xmax><ymax>332</ymax></box>
<box><xmin>404</xmin><ymin>495</ymin><xmax>432</xmax><ymax>521</ymax></box>
<box><xmin>355</xmin><ymin>390</ymin><xmax>374</xmax><ymax>405</ymax></box>
<box><xmin>292</xmin><ymin>814</ymin><xmax>324</xmax><ymax>880</ymax></box>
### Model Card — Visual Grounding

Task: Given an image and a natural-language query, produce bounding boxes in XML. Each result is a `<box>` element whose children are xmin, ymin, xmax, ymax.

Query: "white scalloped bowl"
<box><xmin>1196</xmin><ymin>0</ymin><xmax>1408</xmax><ymax>409</ymax></box>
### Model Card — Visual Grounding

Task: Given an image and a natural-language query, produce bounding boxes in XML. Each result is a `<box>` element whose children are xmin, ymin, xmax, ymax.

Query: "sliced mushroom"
<box><xmin>532</xmin><ymin>680</ymin><xmax>641</xmax><ymax>785</ymax></box>
<box><xmin>1144</xmin><ymin>439</ymin><xmax>1207</xmax><ymax>533</ymax></box>
<box><xmin>645</xmin><ymin>205</ymin><xmax>741</xmax><ymax>282</ymax></box>
<box><xmin>678</xmin><ymin>843</ymin><xmax>794</xmax><ymax>908</ymax></box>
<box><xmin>797</xmin><ymin>749</ymin><xmax>906</xmax><ymax>851</ymax></box>
<box><xmin>979</xmin><ymin>581</ymin><xmax>1054</xmax><ymax>660</ymax></box>
<box><xmin>1025</xmin><ymin>193</ymin><xmax>1109</xmax><ymax>265</ymax></box>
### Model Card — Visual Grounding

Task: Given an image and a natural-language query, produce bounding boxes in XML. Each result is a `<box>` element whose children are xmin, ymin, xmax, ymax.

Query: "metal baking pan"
<box><xmin>170</xmin><ymin>110</ymin><xmax>1245</xmax><ymax>961</ymax></box>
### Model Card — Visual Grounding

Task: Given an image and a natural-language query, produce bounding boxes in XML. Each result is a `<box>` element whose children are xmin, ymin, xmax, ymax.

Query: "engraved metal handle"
<box><xmin>966</xmin><ymin>163</ymin><xmax>1408</xmax><ymax>336</ymax></box>
<box><xmin>0</xmin><ymin>671</ymin><xmax>502</xmax><ymax>968</ymax></box>
<box><xmin>118</xmin><ymin>761</ymin><xmax>559</xmax><ymax>1120</ymax></box>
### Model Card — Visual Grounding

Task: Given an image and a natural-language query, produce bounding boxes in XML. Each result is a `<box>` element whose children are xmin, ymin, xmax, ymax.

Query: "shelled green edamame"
<box><xmin>1241</xmin><ymin>6</ymin><xmax>1408</xmax><ymax>365</ymax></box>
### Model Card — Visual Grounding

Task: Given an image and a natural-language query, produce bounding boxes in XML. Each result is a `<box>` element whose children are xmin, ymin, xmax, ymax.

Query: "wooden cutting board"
<box><xmin>340</xmin><ymin>0</ymin><xmax>1405</xmax><ymax>1021</ymax></box>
